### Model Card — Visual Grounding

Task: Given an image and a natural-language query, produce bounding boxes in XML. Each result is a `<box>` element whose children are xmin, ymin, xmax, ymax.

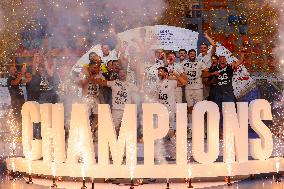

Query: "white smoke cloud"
<box><xmin>268</xmin><ymin>0</ymin><xmax>284</xmax><ymax>70</ymax></box>
<box><xmin>0</xmin><ymin>8</ymin><xmax>4</xmax><ymax>32</ymax></box>
<box><xmin>33</xmin><ymin>0</ymin><xmax>167</xmax><ymax>49</ymax></box>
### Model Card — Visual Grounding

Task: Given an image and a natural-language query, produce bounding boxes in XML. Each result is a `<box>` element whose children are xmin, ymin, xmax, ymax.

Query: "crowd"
<box><xmin>6</xmin><ymin>32</ymin><xmax>246</xmax><ymax>159</ymax></box>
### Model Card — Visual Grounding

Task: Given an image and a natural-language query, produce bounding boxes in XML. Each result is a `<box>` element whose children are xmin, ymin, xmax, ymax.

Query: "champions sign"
<box><xmin>6</xmin><ymin>99</ymin><xmax>283</xmax><ymax>178</ymax></box>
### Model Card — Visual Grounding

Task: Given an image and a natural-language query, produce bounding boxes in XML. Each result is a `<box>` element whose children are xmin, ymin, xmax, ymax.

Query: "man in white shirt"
<box><xmin>142</xmin><ymin>50</ymin><xmax>165</xmax><ymax>102</ymax></box>
<box><xmin>99</xmin><ymin>69</ymin><xmax>138</xmax><ymax>133</ymax></box>
<box><xmin>196</xmin><ymin>31</ymin><xmax>216</xmax><ymax>67</ymax></box>
<box><xmin>164</xmin><ymin>51</ymin><xmax>187</xmax><ymax>103</ymax></box>
<box><xmin>157</xmin><ymin>67</ymin><xmax>187</xmax><ymax>132</ymax></box>
<box><xmin>79</xmin><ymin>61</ymin><xmax>105</xmax><ymax>132</ymax></box>
<box><xmin>101</xmin><ymin>44</ymin><xmax>118</xmax><ymax>64</ymax></box>
<box><xmin>183</xmin><ymin>49</ymin><xmax>207</xmax><ymax>113</ymax></box>
<box><xmin>196</xmin><ymin>32</ymin><xmax>217</xmax><ymax>99</ymax></box>
<box><xmin>156</xmin><ymin>66</ymin><xmax>187</xmax><ymax>160</ymax></box>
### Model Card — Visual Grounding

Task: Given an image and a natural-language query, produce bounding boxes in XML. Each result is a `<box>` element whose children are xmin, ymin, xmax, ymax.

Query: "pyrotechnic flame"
<box><xmin>127</xmin><ymin>136</ymin><xmax>136</xmax><ymax>180</ymax></box>
<box><xmin>11</xmin><ymin>161</ymin><xmax>15</xmax><ymax>172</ymax></box>
<box><xmin>276</xmin><ymin>161</ymin><xmax>280</xmax><ymax>173</ymax></box>
<box><xmin>52</xmin><ymin>161</ymin><xmax>56</xmax><ymax>177</ymax></box>
<box><xmin>188</xmin><ymin>168</ymin><xmax>192</xmax><ymax>179</ymax></box>
<box><xmin>26</xmin><ymin>151</ymin><xmax>32</xmax><ymax>175</ymax></box>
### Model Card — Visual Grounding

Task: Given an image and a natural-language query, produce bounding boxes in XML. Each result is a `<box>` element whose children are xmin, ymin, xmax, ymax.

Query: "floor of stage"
<box><xmin>0</xmin><ymin>175</ymin><xmax>283</xmax><ymax>189</ymax></box>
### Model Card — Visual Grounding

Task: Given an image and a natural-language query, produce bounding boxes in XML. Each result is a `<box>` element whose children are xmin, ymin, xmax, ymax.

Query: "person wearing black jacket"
<box><xmin>7</xmin><ymin>65</ymin><xmax>31</xmax><ymax>136</ymax></box>
<box><xmin>203</xmin><ymin>54</ymin><xmax>219</xmax><ymax>101</ymax></box>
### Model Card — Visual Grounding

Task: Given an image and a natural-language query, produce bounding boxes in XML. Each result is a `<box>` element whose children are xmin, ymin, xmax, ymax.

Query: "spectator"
<box><xmin>7</xmin><ymin>65</ymin><xmax>31</xmax><ymax>136</ymax></box>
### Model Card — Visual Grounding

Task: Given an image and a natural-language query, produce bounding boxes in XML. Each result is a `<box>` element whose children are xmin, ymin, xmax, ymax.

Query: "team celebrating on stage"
<box><xmin>7</xmin><ymin>32</ymin><xmax>246</xmax><ymax>156</ymax></box>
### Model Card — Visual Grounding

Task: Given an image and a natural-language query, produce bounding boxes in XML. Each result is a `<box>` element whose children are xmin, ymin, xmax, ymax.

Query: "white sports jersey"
<box><xmin>86</xmin><ymin>81</ymin><xmax>99</xmax><ymax>97</ymax></box>
<box><xmin>165</xmin><ymin>62</ymin><xmax>184</xmax><ymax>75</ymax></box>
<box><xmin>197</xmin><ymin>48</ymin><xmax>213</xmax><ymax>68</ymax></box>
<box><xmin>82</xmin><ymin>73</ymin><xmax>105</xmax><ymax>98</ymax></box>
<box><xmin>81</xmin><ymin>73</ymin><xmax>105</xmax><ymax>114</ymax></box>
<box><xmin>107</xmin><ymin>80</ymin><xmax>138</xmax><ymax>110</ymax></box>
<box><xmin>143</xmin><ymin>62</ymin><xmax>160</xmax><ymax>95</ymax></box>
<box><xmin>157</xmin><ymin>79</ymin><xmax>177</xmax><ymax>115</ymax></box>
<box><xmin>101</xmin><ymin>50</ymin><xmax>118</xmax><ymax>64</ymax></box>
<box><xmin>165</xmin><ymin>63</ymin><xmax>185</xmax><ymax>102</ymax></box>
<box><xmin>183</xmin><ymin>60</ymin><xmax>207</xmax><ymax>90</ymax></box>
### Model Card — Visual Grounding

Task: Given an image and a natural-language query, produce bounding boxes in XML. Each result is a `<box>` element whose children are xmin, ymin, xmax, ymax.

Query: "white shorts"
<box><xmin>112</xmin><ymin>109</ymin><xmax>124</xmax><ymax>129</ymax></box>
<box><xmin>185</xmin><ymin>88</ymin><xmax>204</xmax><ymax>107</ymax></box>
<box><xmin>175</xmin><ymin>88</ymin><xmax>182</xmax><ymax>103</ymax></box>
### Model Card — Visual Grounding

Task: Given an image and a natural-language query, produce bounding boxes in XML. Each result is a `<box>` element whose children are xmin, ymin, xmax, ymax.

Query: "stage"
<box><xmin>0</xmin><ymin>175</ymin><xmax>283</xmax><ymax>189</ymax></box>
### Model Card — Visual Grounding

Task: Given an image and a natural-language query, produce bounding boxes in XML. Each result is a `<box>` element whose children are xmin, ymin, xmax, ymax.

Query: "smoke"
<box><xmin>15</xmin><ymin>0</ymin><xmax>169</xmax><ymax>162</ymax></box>
<box><xmin>0</xmin><ymin>9</ymin><xmax>3</xmax><ymax>32</ymax></box>
<box><xmin>30</xmin><ymin>0</ymin><xmax>167</xmax><ymax>50</ymax></box>
<box><xmin>269</xmin><ymin>0</ymin><xmax>284</xmax><ymax>69</ymax></box>
<box><xmin>266</xmin><ymin>0</ymin><xmax>284</xmax><ymax>158</ymax></box>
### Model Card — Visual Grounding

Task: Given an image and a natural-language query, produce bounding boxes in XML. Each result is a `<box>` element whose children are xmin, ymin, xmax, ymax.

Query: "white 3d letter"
<box><xmin>249</xmin><ymin>99</ymin><xmax>273</xmax><ymax>160</ymax></box>
<box><xmin>98</xmin><ymin>104</ymin><xmax>137</xmax><ymax>166</ymax></box>
<box><xmin>143</xmin><ymin>103</ymin><xmax>169</xmax><ymax>166</ymax></box>
<box><xmin>21</xmin><ymin>101</ymin><xmax>41</xmax><ymax>160</ymax></box>
<box><xmin>176</xmin><ymin>103</ymin><xmax>188</xmax><ymax>165</ymax></box>
<box><xmin>40</xmin><ymin>104</ymin><xmax>66</xmax><ymax>163</ymax></box>
<box><xmin>223</xmin><ymin>102</ymin><xmax>248</xmax><ymax>163</ymax></box>
<box><xmin>192</xmin><ymin>101</ymin><xmax>219</xmax><ymax>164</ymax></box>
<box><xmin>67</xmin><ymin>104</ymin><xmax>95</xmax><ymax>164</ymax></box>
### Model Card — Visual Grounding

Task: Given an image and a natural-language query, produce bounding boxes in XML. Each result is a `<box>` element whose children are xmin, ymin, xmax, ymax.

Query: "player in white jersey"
<box><xmin>99</xmin><ymin>69</ymin><xmax>138</xmax><ymax>133</ymax></box>
<box><xmin>100</xmin><ymin>44</ymin><xmax>118</xmax><ymax>64</ymax></box>
<box><xmin>142</xmin><ymin>50</ymin><xmax>165</xmax><ymax>102</ymax></box>
<box><xmin>196</xmin><ymin>32</ymin><xmax>217</xmax><ymax>99</ymax></box>
<box><xmin>157</xmin><ymin>66</ymin><xmax>187</xmax><ymax>160</ymax></box>
<box><xmin>157</xmin><ymin>67</ymin><xmax>187</xmax><ymax>131</ymax></box>
<box><xmin>165</xmin><ymin>51</ymin><xmax>187</xmax><ymax>103</ymax></box>
<box><xmin>183</xmin><ymin>49</ymin><xmax>207</xmax><ymax>113</ymax></box>
<box><xmin>196</xmin><ymin>31</ymin><xmax>216</xmax><ymax>67</ymax></box>
<box><xmin>79</xmin><ymin>61</ymin><xmax>105</xmax><ymax>131</ymax></box>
